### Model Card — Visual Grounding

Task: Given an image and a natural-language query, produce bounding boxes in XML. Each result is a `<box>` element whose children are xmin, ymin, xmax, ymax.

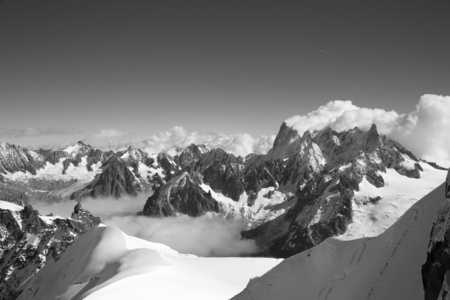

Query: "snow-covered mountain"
<box><xmin>0</xmin><ymin>118</ymin><xmax>448</xmax><ymax>300</ymax></box>
<box><xmin>0</xmin><ymin>200</ymin><xmax>100</xmax><ymax>299</ymax></box>
<box><xmin>231</xmin><ymin>183</ymin><xmax>448</xmax><ymax>300</ymax></box>
<box><xmin>241</xmin><ymin>123</ymin><xmax>447</xmax><ymax>257</ymax></box>
<box><xmin>0</xmin><ymin>141</ymin><xmax>170</xmax><ymax>201</ymax></box>
<box><xmin>140</xmin><ymin>122</ymin><xmax>446</xmax><ymax>257</ymax></box>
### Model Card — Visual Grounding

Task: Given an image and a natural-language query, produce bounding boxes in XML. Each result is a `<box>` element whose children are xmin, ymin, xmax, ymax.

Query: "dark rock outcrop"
<box><xmin>422</xmin><ymin>199</ymin><xmax>450</xmax><ymax>300</ymax></box>
<box><xmin>143</xmin><ymin>172</ymin><xmax>220</xmax><ymax>217</ymax></box>
<box><xmin>71</xmin><ymin>156</ymin><xmax>141</xmax><ymax>199</ymax></box>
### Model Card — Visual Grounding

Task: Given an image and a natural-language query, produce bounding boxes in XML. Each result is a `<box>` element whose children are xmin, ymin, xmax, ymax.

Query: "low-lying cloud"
<box><xmin>106</xmin><ymin>214</ymin><xmax>257</xmax><ymax>257</ymax></box>
<box><xmin>30</xmin><ymin>195</ymin><xmax>257</xmax><ymax>257</ymax></box>
<box><xmin>285</xmin><ymin>94</ymin><xmax>450</xmax><ymax>166</ymax></box>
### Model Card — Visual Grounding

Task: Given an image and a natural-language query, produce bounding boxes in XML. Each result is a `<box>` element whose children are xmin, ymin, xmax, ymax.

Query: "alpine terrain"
<box><xmin>0</xmin><ymin>119</ymin><xmax>448</xmax><ymax>300</ymax></box>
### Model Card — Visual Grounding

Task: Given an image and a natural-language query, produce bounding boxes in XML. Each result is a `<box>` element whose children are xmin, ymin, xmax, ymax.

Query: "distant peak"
<box><xmin>368</xmin><ymin>123</ymin><xmax>378</xmax><ymax>133</ymax></box>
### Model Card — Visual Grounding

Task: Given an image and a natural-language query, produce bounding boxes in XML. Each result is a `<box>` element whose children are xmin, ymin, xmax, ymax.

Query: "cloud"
<box><xmin>285</xmin><ymin>94</ymin><xmax>450</xmax><ymax>166</ymax></box>
<box><xmin>140</xmin><ymin>127</ymin><xmax>275</xmax><ymax>157</ymax></box>
<box><xmin>105</xmin><ymin>214</ymin><xmax>257</xmax><ymax>257</ymax></box>
<box><xmin>82</xmin><ymin>126</ymin><xmax>275</xmax><ymax>158</ymax></box>
<box><xmin>89</xmin><ymin>129</ymin><xmax>128</xmax><ymax>139</ymax></box>
<box><xmin>30</xmin><ymin>195</ymin><xmax>258</xmax><ymax>257</ymax></box>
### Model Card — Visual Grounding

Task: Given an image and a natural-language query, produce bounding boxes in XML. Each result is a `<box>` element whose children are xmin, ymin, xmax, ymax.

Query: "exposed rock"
<box><xmin>142</xmin><ymin>172</ymin><xmax>220</xmax><ymax>217</ymax></box>
<box><xmin>0</xmin><ymin>201</ymin><xmax>100</xmax><ymax>299</ymax></box>
<box><xmin>266</xmin><ymin>122</ymin><xmax>302</xmax><ymax>161</ymax></box>
<box><xmin>366</xmin><ymin>169</ymin><xmax>385</xmax><ymax>188</ymax></box>
<box><xmin>0</xmin><ymin>142</ymin><xmax>44</xmax><ymax>175</ymax></box>
<box><xmin>422</xmin><ymin>199</ymin><xmax>450</xmax><ymax>300</ymax></box>
<box><xmin>71</xmin><ymin>156</ymin><xmax>141</xmax><ymax>199</ymax></box>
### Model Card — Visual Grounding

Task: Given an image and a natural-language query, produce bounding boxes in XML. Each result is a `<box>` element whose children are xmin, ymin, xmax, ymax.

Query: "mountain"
<box><xmin>142</xmin><ymin>171</ymin><xmax>220</xmax><ymax>217</ymax></box>
<box><xmin>70</xmin><ymin>156</ymin><xmax>141</xmax><ymax>199</ymax></box>
<box><xmin>140</xmin><ymin>122</ymin><xmax>446</xmax><ymax>257</ymax></box>
<box><xmin>16</xmin><ymin>225</ymin><xmax>281</xmax><ymax>300</ymax></box>
<box><xmin>231</xmin><ymin>183</ymin><xmax>447</xmax><ymax>300</ymax></box>
<box><xmin>140</xmin><ymin>145</ymin><xmax>291</xmax><ymax>225</ymax></box>
<box><xmin>0</xmin><ymin>200</ymin><xmax>100</xmax><ymax>299</ymax></box>
<box><xmin>240</xmin><ymin>123</ymin><xmax>445</xmax><ymax>257</ymax></box>
<box><xmin>0</xmin><ymin>141</ymin><xmax>169</xmax><ymax>201</ymax></box>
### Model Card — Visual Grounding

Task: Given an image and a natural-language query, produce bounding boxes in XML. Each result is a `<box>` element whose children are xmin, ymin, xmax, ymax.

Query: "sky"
<box><xmin>0</xmin><ymin>1</ymin><xmax>450</xmax><ymax>151</ymax></box>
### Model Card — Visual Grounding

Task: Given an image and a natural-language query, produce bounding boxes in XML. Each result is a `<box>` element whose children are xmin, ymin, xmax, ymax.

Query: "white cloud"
<box><xmin>30</xmin><ymin>195</ymin><xmax>258</xmax><ymax>257</ymax></box>
<box><xmin>285</xmin><ymin>94</ymin><xmax>450</xmax><ymax>166</ymax></box>
<box><xmin>140</xmin><ymin>128</ymin><xmax>275</xmax><ymax>157</ymax></box>
<box><xmin>105</xmin><ymin>214</ymin><xmax>258</xmax><ymax>257</ymax></box>
<box><xmin>83</xmin><ymin>126</ymin><xmax>275</xmax><ymax>158</ymax></box>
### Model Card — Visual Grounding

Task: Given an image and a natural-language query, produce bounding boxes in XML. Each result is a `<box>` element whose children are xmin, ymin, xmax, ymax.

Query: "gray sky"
<box><xmin>1</xmin><ymin>0</ymin><xmax>449</xmax><ymax>146</ymax></box>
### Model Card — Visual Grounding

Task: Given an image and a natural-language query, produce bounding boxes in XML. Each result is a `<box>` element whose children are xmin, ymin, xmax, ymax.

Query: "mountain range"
<box><xmin>0</xmin><ymin>119</ymin><xmax>448</xmax><ymax>299</ymax></box>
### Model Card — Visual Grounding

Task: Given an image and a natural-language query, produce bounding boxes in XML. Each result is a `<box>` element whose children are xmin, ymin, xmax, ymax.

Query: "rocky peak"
<box><xmin>177</xmin><ymin>144</ymin><xmax>203</xmax><ymax>168</ymax></box>
<box><xmin>266</xmin><ymin>122</ymin><xmax>302</xmax><ymax>161</ymax></box>
<box><xmin>70</xmin><ymin>156</ymin><xmax>141</xmax><ymax>199</ymax></box>
<box><xmin>71</xmin><ymin>202</ymin><xmax>101</xmax><ymax>227</ymax></box>
<box><xmin>142</xmin><ymin>171</ymin><xmax>220</xmax><ymax>217</ymax></box>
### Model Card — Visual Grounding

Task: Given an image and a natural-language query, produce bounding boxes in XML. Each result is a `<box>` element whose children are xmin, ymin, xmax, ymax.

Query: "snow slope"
<box><xmin>232</xmin><ymin>183</ymin><xmax>447</xmax><ymax>300</ymax></box>
<box><xmin>18</xmin><ymin>226</ymin><xmax>281</xmax><ymax>300</ymax></box>
<box><xmin>200</xmin><ymin>184</ymin><xmax>294</xmax><ymax>226</ymax></box>
<box><xmin>338</xmin><ymin>161</ymin><xmax>446</xmax><ymax>240</ymax></box>
<box><xmin>4</xmin><ymin>157</ymin><xmax>102</xmax><ymax>183</ymax></box>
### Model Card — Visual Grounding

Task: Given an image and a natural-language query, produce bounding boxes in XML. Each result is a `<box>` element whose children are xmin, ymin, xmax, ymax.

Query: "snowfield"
<box><xmin>337</xmin><ymin>161</ymin><xmax>446</xmax><ymax>240</ymax></box>
<box><xmin>232</xmin><ymin>183</ymin><xmax>447</xmax><ymax>300</ymax></box>
<box><xmin>18</xmin><ymin>226</ymin><xmax>281</xmax><ymax>300</ymax></box>
<box><xmin>200</xmin><ymin>184</ymin><xmax>293</xmax><ymax>226</ymax></box>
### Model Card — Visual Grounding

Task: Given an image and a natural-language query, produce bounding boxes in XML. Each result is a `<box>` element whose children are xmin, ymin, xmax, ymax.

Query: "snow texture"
<box><xmin>18</xmin><ymin>226</ymin><xmax>281</xmax><ymax>300</ymax></box>
<box><xmin>232</xmin><ymin>183</ymin><xmax>447</xmax><ymax>300</ymax></box>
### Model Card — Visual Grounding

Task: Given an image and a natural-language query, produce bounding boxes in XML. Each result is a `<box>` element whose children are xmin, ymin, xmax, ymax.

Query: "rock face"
<box><xmin>0</xmin><ymin>142</ymin><xmax>44</xmax><ymax>175</ymax></box>
<box><xmin>71</xmin><ymin>156</ymin><xmax>141</xmax><ymax>199</ymax></box>
<box><xmin>143</xmin><ymin>172</ymin><xmax>220</xmax><ymax>217</ymax></box>
<box><xmin>422</xmin><ymin>193</ymin><xmax>450</xmax><ymax>300</ymax></box>
<box><xmin>0</xmin><ymin>201</ymin><xmax>100</xmax><ymax>299</ymax></box>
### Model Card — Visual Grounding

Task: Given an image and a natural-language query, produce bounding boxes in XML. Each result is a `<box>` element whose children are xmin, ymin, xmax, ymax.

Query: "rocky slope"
<box><xmin>143</xmin><ymin>171</ymin><xmax>220</xmax><ymax>217</ymax></box>
<box><xmin>0</xmin><ymin>200</ymin><xmax>100</xmax><ymax>299</ymax></box>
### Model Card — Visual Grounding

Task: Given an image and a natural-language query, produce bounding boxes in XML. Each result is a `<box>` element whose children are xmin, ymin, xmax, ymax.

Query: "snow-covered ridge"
<box><xmin>0</xmin><ymin>200</ymin><xmax>23</xmax><ymax>212</ymax></box>
<box><xmin>18</xmin><ymin>226</ymin><xmax>281</xmax><ymax>300</ymax></box>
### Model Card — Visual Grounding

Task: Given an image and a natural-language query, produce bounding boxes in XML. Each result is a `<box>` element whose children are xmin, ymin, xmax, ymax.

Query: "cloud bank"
<box><xmin>84</xmin><ymin>126</ymin><xmax>275</xmax><ymax>158</ymax></box>
<box><xmin>285</xmin><ymin>94</ymin><xmax>450</xmax><ymax>166</ymax></box>
<box><xmin>31</xmin><ymin>195</ymin><xmax>257</xmax><ymax>257</ymax></box>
